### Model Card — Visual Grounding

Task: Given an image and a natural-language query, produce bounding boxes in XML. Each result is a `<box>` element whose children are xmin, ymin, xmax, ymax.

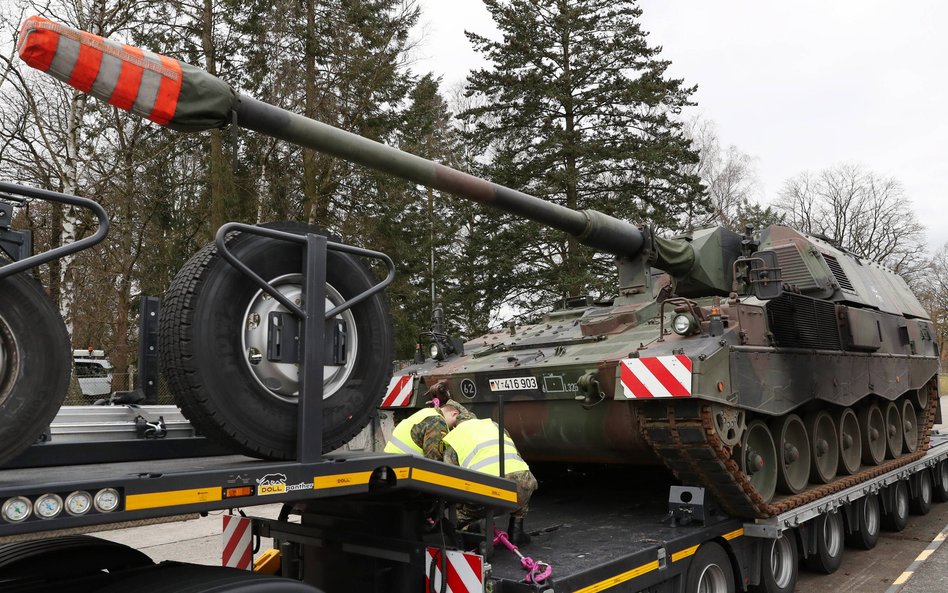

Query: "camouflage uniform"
<box><xmin>443</xmin><ymin>415</ymin><xmax>538</xmax><ymax>523</ymax></box>
<box><xmin>409</xmin><ymin>414</ymin><xmax>449</xmax><ymax>461</ymax></box>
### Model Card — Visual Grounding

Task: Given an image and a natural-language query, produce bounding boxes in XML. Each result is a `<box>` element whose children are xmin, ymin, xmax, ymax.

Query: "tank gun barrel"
<box><xmin>236</xmin><ymin>97</ymin><xmax>644</xmax><ymax>257</ymax></box>
<box><xmin>17</xmin><ymin>16</ymin><xmax>644</xmax><ymax>259</ymax></box>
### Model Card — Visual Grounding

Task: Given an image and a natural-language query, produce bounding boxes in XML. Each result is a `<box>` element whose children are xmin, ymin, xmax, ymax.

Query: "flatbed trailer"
<box><xmin>3</xmin><ymin>427</ymin><xmax>947</xmax><ymax>592</ymax></box>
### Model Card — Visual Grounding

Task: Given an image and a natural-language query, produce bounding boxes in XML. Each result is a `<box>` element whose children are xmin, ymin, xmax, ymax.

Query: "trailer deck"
<box><xmin>488</xmin><ymin>466</ymin><xmax>746</xmax><ymax>592</ymax></box>
<box><xmin>0</xmin><ymin>451</ymin><xmax>517</xmax><ymax>542</ymax></box>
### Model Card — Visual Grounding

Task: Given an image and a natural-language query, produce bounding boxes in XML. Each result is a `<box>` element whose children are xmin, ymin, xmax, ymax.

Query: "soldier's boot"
<box><xmin>507</xmin><ymin>516</ymin><xmax>531</xmax><ymax>546</ymax></box>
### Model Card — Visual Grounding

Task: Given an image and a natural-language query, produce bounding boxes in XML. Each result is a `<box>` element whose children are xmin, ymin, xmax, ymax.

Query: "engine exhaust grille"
<box><xmin>822</xmin><ymin>253</ymin><xmax>857</xmax><ymax>294</ymax></box>
<box><xmin>766</xmin><ymin>293</ymin><xmax>842</xmax><ymax>349</ymax></box>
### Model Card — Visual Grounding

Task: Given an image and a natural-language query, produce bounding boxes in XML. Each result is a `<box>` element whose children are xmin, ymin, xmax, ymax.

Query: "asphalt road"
<box><xmin>795</xmin><ymin>500</ymin><xmax>948</xmax><ymax>593</ymax></box>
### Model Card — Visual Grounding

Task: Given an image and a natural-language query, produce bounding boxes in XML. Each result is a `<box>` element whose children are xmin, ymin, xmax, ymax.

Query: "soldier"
<box><xmin>383</xmin><ymin>402</ymin><xmax>462</xmax><ymax>460</ymax></box>
<box><xmin>442</xmin><ymin>410</ymin><xmax>538</xmax><ymax>546</ymax></box>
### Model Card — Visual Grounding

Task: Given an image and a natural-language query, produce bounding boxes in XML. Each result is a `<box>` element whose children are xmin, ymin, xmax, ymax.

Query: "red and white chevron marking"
<box><xmin>425</xmin><ymin>548</ymin><xmax>484</xmax><ymax>593</ymax></box>
<box><xmin>620</xmin><ymin>355</ymin><xmax>693</xmax><ymax>398</ymax></box>
<box><xmin>221</xmin><ymin>514</ymin><xmax>252</xmax><ymax>570</ymax></box>
<box><xmin>380</xmin><ymin>375</ymin><xmax>413</xmax><ymax>407</ymax></box>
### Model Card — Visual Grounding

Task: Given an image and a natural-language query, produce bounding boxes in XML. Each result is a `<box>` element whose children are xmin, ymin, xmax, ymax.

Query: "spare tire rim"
<box><xmin>0</xmin><ymin>312</ymin><xmax>18</xmax><ymax>406</ymax></box>
<box><xmin>242</xmin><ymin>273</ymin><xmax>358</xmax><ymax>403</ymax></box>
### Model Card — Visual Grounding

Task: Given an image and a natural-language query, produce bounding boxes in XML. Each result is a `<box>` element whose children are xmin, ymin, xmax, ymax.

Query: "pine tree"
<box><xmin>460</xmin><ymin>0</ymin><xmax>706</xmax><ymax>309</ymax></box>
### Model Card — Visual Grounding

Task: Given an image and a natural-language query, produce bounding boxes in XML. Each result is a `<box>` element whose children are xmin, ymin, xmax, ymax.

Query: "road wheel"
<box><xmin>0</xmin><ymin>265</ymin><xmax>71</xmax><ymax>466</ymax></box>
<box><xmin>740</xmin><ymin>420</ymin><xmax>778</xmax><ymax>503</ymax></box>
<box><xmin>772</xmin><ymin>414</ymin><xmax>810</xmax><ymax>495</ymax></box>
<box><xmin>751</xmin><ymin>530</ymin><xmax>797</xmax><ymax>593</ymax></box>
<box><xmin>685</xmin><ymin>542</ymin><xmax>734</xmax><ymax>593</ymax></box>
<box><xmin>858</xmin><ymin>402</ymin><xmax>886</xmax><ymax>466</ymax></box>
<box><xmin>160</xmin><ymin>222</ymin><xmax>393</xmax><ymax>459</ymax></box>
<box><xmin>836</xmin><ymin>407</ymin><xmax>861</xmax><ymax>475</ymax></box>
<box><xmin>845</xmin><ymin>493</ymin><xmax>880</xmax><ymax>550</ymax></box>
<box><xmin>910</xmin><ymin>470</ymin><xmax>932</xmax><ymax>516</ymax></box>
<box><xmin>901</xmin><ymin>399</ymin><xmax>919</xmax><ymax>454</ymax></box>
<box><xmin>804</xmin><ymin>511</ymin><xmax>844</xmax><ymax>574</ymax></box>
<box><xmin>882</xmin><ymin>481</ymin><xmax>909</xmax><ymax>532</ymax></box>
<box><xmin>934</xmin><ymin>460</ymin><xmax>948</xmax><ymax>503</ymax></box>
<box><xmin>883</xmin><ymin>401</ymin><xmax>903</xmax><ymax>459</ymax></box>
<box><xmin>806</xmin><ymin>411</ymin><xmax>838</xmax><ymax>484</ymax></box>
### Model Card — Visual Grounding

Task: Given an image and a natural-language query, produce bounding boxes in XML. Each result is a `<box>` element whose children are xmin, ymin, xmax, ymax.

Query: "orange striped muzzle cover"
<box><xmin>18</xmin><ymin>16</ymin><xmax>183</xmax><ymax>127</ymax></box>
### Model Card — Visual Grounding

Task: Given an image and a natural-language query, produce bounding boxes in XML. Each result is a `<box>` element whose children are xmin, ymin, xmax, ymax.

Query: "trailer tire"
<box><xmin>804</xmin><ymin>511</ymin><xmax>844</xmax><ymax>574</ymax></box>
<box><xmin>882</xmin><ymin>480</ymin><xmax>909</xmax><ymax>532</ymax></box>
<box><xmin>685</xmin><ymin>542</ymin><xmax>734</xmax><ymax>593</ymax></box>
<box><xmin>910</xmin><ymin>470</ymin><xmax>933</xmax><ymax>516</ymax></box>
<box><xmin>751</xmin><ymin>529</ymin><xmax>797</xmax><ymax>593</ymax></box>
<box><xmin>160</xmin><ymin>222</ymin><xmax>393</xmax><ymax>459</ymax></box>
<box><xmin>0</xmin><ymin>535</ymin><xmax>152</xmax><ymax>583</ymax></box>
<box><xmin>96</xmin><ymin>562</ymin><xmax>324</xmax><ymax>592</ymax></box>
<box><xmin>845</xmin><ymin>493</ymin><xmax>881</xmax><ymax>550</ymax></box>
<box><xmin>0</xmin><ymin>265</ymin><xmax>71</xmax><ymax>466</ymax></box>
<box><xmin>934</xmin><ymin>461</ymin><xmax>948</xmax><ymax>503</ymax></box>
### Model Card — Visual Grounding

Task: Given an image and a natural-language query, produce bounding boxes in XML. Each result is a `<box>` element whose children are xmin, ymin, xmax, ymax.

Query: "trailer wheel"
<box><xmin>804</xmin><ymin>511</ymin><xmax>844</xmax><ymax>574</ymax></box>
<box><xmin>96</xmin><ymin>562</ymin><xmax>324</xmax><ymax>592</ymax></box>
<box><xmin>160</xmin><ymin>222</ymin><xmax>393</xmax><ymax>459</ymax></box>
<box><xmin>934</xmin><ymin>461</ymin><xmax>948</xmax><ymax>503</ymax></box>
<box><xmin>882</xmin><ymin>481</ymin><xmax>909</xmax><ymax>532</ymax></box>
<box><xmin>751</xmin><ymin>529</ymin><xmax>797</xmax><ymax>593</ymax></box>
<box><xmin>0</xmin><ymin>535</ymin><xmax>152</xmax><ymax>584</ymax></box>
<box><xmin>0</xmin><ymin>265</ymin><xmax>71</xmax><ymax>466</ymax></box>
<box><xmin>844</xmin><ymin>493</ymin><xmax>880</xmax><ymax>550</ymax></box>
<box><xmin>684</xmin><ymin>542</ymin><xmax>734</xmax><ymax>593</ymax></box>
<box><xmin>910</xmin><ymin>470</ymin><xmax>933</xmax><ymax>516</ymax></box>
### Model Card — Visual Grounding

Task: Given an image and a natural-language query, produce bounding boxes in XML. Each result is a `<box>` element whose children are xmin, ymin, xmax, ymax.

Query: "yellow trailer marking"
<box><xmin>671</xmin><ymin>544</ymin><xmax>699</xmax><ymax>562</ymax></box>
<box><xmin>125</xmin><ymin>487</ymin><xmax>222</xmax><ymax>510</ymax></box>
<box><xmin>313</xmin><ymin>471</ymin><xmax>373</xmax><ymax>489</ymax></box>
<box><xmin>410</xmin><ymin>468</ymin><xmax>517</xmax><ymax>503</ymax></box>
<box><xmin>573</xmin><ymin>560</ymin><xmax>660</xmax><ymax>593</ymax></box>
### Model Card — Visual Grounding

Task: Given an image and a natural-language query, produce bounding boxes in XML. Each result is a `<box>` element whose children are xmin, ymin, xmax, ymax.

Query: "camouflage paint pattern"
<box><xmin>393</xmin><ymin>223</ymin><xmax>938</xmax><ymax>465</ymax></box>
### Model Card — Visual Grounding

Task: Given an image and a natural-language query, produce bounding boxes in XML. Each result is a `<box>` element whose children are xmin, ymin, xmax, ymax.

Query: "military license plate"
<box><xmin>488</xmin><ymin>376</ymin><xmax>537</xmax><ymax>391</ymax></box>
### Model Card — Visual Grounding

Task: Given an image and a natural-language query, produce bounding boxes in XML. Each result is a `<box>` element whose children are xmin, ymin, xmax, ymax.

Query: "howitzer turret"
<box><xmin>17</xmin><ymin>16</ymin><xmax>941</xmax><ymax>518</ymax></box>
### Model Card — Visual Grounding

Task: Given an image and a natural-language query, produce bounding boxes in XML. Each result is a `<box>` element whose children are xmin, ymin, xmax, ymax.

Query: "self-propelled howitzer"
<box><xmin>18</xmin><ymin>16</ymin><xmax>940</xmax><ymax>518</ymax></box>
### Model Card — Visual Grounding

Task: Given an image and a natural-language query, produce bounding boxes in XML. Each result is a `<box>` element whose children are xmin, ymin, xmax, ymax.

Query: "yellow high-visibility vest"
<box><xmin>442</xmin><ymin>418</ymin><xmax>529</xmax><ymax>476</ymax></box>
<box><xmin>384</xmin><ymin>408</ymin><xmax>441</xmax><ymax>455</ymax></box>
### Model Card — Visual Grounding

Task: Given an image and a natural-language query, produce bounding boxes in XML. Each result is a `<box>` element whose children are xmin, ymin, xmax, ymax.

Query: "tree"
<box><xmin>916</xmin><ymin>247</ymin><xmax>948</xmax><ymax>362</ymax></box>
<box><xmin>682</xmin><ymin>116</ymin><xmax>783</xmax><ymax>232</ymax></box>
<box><xmin>236</xmin><ymin>0</ymin><xmax>422</xmax><ymax>229</ymax></box>
<box><xmin>459</xmin><ymin>0</ymin><xmax>705</xmax><ymax>310</ymax></box>
<box><xmin>773</xmin><ymin>164</ymin><xmax>927</xmax><ymax>282</ymax></box>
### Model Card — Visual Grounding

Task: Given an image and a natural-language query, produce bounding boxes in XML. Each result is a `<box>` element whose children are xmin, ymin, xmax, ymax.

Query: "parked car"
<box><xmin>73</xmin><ymin>349</ymin><xmax>113</xmax><ymax>401</ymax></box>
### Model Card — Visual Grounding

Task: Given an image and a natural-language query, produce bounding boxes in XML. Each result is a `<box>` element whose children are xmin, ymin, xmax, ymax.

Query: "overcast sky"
<box><xmin>412</xmin><ymin>1</ymin><xmax>948</xmax><ymax>253</ymax></box>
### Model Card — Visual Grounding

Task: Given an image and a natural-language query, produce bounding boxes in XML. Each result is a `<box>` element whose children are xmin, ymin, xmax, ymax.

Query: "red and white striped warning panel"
<box><xmin>381</xmin><ymin>374</ymin><xmax>413</xmax><ymax>407</ymax></box>
<box><xmin>222</xmin><ymin>514</ymin><xmax>252</xmax><ymax>570</ymax></box>
<box><xmin>425</xmin><ymin>548</ymin><xmax>484</xmax><ymax>593</ymax></box>
<box><xmin>619</xmin><ymin>355</ymin><xmax>693</xmax><ymax>398</ymax></box>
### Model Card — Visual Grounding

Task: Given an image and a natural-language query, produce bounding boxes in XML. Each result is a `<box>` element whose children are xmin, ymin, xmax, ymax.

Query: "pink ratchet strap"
<box><xmin>493</xmin><ymin>528</ymin><xmax>552</xmax><ymax>584</ymax></box>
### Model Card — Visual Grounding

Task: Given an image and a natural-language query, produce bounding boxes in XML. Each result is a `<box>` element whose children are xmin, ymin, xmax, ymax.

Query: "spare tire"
<box><xmin>159</xmin><ymin>222</ymin><xmax>393</xmax><ymax>459</ymax></box>
<box><xmin>0</xmin><ymin>263</ymin><xmax>70</xmax><ymax>466</ymax></box>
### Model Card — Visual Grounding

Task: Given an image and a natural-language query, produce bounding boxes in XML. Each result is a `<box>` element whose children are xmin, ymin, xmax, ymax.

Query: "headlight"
<box><xmin>429</xmin><ymin>342</ymin><xmax>442</xmax><ymax>360</ymax></box>
<box><xmin>672</xmin><ymin>313</ymin><xmax>697</xmax><ymax>336</ymax></box>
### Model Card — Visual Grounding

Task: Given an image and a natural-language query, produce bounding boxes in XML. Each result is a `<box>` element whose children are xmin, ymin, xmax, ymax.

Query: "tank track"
<box><xmin>640</xmin><ymin>381</ymin><xmax>939</xmax><ymax>519</ymax></box>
